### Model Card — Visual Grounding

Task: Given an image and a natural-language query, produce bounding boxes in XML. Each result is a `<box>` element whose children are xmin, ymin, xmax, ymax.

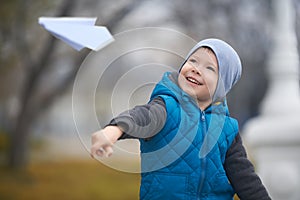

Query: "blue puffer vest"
<box><xmin>139</xmin><ymin>72</ymin><xmax>239</xmax><ymax>200</ymax></box>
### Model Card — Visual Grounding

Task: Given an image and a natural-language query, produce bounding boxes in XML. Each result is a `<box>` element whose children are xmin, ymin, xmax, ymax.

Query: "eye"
<box><xmin>206</xmin><ymin>66</ymin><xmax>216</xmax><ymax>72</ymax></box>
<box><xmin>189</xmin><ymin>58</ymin><xmax>197</xmax><ymax>63</ymax></box>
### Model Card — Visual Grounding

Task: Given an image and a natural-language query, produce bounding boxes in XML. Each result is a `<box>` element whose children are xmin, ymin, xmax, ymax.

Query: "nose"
<box><xmin>192</xmin><ymin>68</ymin><xmax>202</xmax><ymax>76</ymax></box>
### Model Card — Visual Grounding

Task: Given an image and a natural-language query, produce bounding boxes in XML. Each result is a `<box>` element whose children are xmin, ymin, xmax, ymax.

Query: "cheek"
<box><xmin>177</xmin><ymin>73</ymin><xmax>186</xmax><ymax>88</ymax></box>
<box><xmin>206</xmin><ymin>75</ymin><xmax>219</xmax><ymax>93</ymax></box>
<box><xmin>180</xmin><ymin>63</ymin><xmax>192</xmax><ymax>73</ymax></box>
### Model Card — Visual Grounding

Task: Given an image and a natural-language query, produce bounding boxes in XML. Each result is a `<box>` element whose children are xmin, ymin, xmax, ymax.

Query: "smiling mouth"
<box><xmin>186</xmin><ymin>77</ymin><xmax>202</xmax><ymax>85</ymax></box>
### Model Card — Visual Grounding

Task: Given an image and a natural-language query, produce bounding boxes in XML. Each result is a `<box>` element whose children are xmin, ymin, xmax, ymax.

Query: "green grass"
<box><xmin>0</xmin><ymin>160</ymin><xmax>140</xmax><ymax>200</ymax></box>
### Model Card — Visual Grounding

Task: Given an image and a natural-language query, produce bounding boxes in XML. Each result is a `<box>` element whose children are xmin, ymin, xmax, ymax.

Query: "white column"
<box><xmin>243</xmin><ymin>0</ymin><xmax>300</xmax><ymax>199</ymax></box>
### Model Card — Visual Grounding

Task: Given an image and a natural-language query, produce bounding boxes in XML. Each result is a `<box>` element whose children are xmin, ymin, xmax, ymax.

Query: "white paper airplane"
<box><xmin>38</xmin><ymin>17</ymin><xmax>114</xmax><ymax>51</ymax></box>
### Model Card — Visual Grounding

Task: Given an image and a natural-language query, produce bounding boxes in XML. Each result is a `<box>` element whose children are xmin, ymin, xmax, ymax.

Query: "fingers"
<box><xmin>103</xmin><ymin>146</ymin><xmax>114</xmax><ymax>157</ymax></box>
<box><xmin>94</xmin><ymin>146</ymin><xmax>113</xmax><ymax>158</ymax></box>
<box><xmin>90</xmin><ymin>131</ymin><xmax>114</xmax><ymax>158</ymax></box>
<box><xmin>91</xmin><ymin>142</ymin><xmax>114</xmax><ymax>158</ymax></box>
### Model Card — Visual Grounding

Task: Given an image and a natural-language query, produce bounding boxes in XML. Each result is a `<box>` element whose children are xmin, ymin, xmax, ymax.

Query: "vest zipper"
<box><xmin>197</xmin><ymin>110</ymin><xmax>207</xmax><ymax>199</ymax></box>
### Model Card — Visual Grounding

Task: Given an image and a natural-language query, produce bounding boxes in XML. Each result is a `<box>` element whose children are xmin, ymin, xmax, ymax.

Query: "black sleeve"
<box><xmin>106</xmin><ymin>97</ymin><xmax>167</xmax><ymax>140</ymax></box>
<box><xmin>224</xmin><ymin>134</ymin><xmax>272</xmax><ymax>200</ymax></box>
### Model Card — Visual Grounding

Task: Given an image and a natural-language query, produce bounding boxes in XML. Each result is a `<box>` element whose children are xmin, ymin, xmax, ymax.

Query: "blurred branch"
<box><xmin>20</xmin><ymin>0</ymin><xmax>75</xmax><ymax>103</ymax></box>
<box><xmin>37</xmin><ymin>49</ymin><xmax>90</xmax><ymax>112</ymax></box>
<box><xmin>105</xmin><ymin>0</ymin><xmax>143</xmax><ymax>30</ymax></box>
<box><xmin>9</xmin><ymin>0</ymin><xmax>145</xmax><ymax>169</ymax></box>
<box><xmin>35</xmin><ymin>0</ymin><xmax>145</xmax><ymax>113</ymax></box>
<box><xmin>9</xmin><ymin>0</ymin><xmax>78</xmax><ymax>169</ymax></box>
<box><xmin>15</xmin><ymin>0</ymin><xmax>32</xmax><ymax>66</ymax></box>
<box><xmin>16</xmin><ymin>0</ymin><xmax>76</xmax><ymax>124</ymax></box>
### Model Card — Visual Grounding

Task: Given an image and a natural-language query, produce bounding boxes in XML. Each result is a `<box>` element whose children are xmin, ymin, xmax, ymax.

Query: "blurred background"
<box><xmin>0</xmin><ymin>0</ymin><xmax>300</xmax><ymax>199</ymax></box>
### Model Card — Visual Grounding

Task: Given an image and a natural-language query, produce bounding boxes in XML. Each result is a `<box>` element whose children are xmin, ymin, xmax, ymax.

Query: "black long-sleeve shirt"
<box><xmin>107</xmin><ymin>97</ymin><xmax>271</xmax><ymax>200</ymax></box>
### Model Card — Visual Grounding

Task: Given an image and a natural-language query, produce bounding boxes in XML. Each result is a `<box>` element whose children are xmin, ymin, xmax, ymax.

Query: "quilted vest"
<box><xmin>139</xmin><ymin>72</ymin><xmax>239</xmax><ymax>200</ymax></box>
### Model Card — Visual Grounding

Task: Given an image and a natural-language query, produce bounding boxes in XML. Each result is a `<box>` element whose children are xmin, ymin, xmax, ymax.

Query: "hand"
<box><xmin>90</xmin><ymin>126</ymin><xmax>123</xmax><ymax>158</ymax></box>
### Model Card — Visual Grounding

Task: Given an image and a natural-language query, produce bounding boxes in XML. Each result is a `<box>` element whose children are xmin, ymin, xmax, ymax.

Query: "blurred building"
<box><xmin>244</xmin><ymin>0</ymin><xmax>300</xmax><ymax>199</ymax></box>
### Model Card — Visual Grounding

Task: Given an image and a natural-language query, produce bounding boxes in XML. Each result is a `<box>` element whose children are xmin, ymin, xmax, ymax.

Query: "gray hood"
<box><xmin>181</xmin><ymin>38</ymin><xmax>242</xmax><ymax>102</ymax></box>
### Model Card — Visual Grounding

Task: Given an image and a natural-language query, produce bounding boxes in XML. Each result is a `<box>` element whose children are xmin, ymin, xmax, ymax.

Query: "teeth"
<box><xmin>187</xmin><ymin>77</ymin><xmax>200</xmax><ymax>85</ymax></box>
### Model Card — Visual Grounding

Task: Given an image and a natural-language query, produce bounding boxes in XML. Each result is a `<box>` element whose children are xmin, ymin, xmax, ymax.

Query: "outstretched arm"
<box><xmin>90</xmin><ymin>97</ymin><xmax>166</xmax><ymax>158</ymax></box>
<box><xmin>107</xmin><ymin>97</ymin><xmax>166</xmax><ymax>139</ymax></box>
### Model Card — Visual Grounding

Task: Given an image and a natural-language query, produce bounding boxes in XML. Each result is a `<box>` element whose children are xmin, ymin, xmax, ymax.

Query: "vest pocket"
<box><xmin>141</xmin><ymin>172</ymin><xmax>189</xmax><ymax>200</ymax></box>
<box><xmin>211</xmin><ymin>172</ymin><xmax>234</xmax><ymax>193</ymax></box>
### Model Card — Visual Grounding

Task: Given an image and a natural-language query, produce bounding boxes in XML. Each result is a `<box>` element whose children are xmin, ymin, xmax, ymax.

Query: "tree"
<box><xmin>0</xmin><ymin>0</ymin><xmax>143</xmax><ymax>169</ymax></box>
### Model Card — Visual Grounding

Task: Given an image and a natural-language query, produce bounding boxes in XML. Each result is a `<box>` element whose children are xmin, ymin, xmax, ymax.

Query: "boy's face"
<box><xmin>178</xmin><ymin>47</ymin><xmax>219</xmax><ymax>107</ymax></box>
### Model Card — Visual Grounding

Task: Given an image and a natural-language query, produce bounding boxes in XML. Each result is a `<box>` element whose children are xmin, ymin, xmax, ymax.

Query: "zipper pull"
<box><xmin>201</xmin><ymin>111</ymin><xmax>205</xmax><ymax>121</ymax></box>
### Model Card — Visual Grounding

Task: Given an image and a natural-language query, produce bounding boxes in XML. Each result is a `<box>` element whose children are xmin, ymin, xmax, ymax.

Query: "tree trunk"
<box><xmin>8</xmin><ymin>109</ymin><xmax>33</xmax><ymax>168</ymax></box>
<box><xmin>7</xmin><ymin>0</ymin><xmax>143</xmax><ymax>170</ymax></box>
<box><xmin>7</xmin><ymin>0</ymin><xmax>76</xmax><ymax>169</ymax></box>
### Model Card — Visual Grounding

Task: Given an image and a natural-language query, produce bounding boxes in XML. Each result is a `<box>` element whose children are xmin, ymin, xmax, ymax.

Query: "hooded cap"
<box><xmin>180</xmin><ymin>38</ymin><xmax>242</xmax><ymax>102</ymax></box>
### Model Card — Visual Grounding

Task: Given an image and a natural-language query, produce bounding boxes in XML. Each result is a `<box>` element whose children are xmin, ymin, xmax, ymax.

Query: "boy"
<box><xmin>90</xmin><ymin>38</ymin><xmax>271</xmax><ymax>199</ymax></box>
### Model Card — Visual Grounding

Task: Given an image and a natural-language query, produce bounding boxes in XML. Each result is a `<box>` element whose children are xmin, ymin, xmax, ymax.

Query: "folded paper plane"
<box><xmin>38</xmin><ymin>17</ymin><xmax>114</xmax><ymax>51</ymax></box>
